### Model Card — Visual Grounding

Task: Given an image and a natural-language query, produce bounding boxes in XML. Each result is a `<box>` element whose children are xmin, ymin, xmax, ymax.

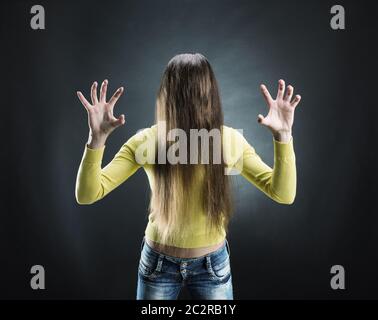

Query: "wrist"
<box><xmin>273</xmin><ymin>130</ymin><xmax>292</xmax><ymax>143</ymax></box>
<box><xmin>87</xmin><ymin>132</ymin><xmax>108</xmax><ymax>149</ymax></box>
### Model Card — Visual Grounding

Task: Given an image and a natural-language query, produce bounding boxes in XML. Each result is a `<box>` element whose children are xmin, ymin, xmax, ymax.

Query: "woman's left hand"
<box><xmin>258</xmin><ymin>79</ymin><xmax>301</xmax><ymax>143</ymax></box>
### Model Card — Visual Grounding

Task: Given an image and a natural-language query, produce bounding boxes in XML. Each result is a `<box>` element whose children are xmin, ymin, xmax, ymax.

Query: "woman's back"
<box><xmin>135</xmin><ymin>123</ymin><xmax>245</xmax><ymax>248</ymax></box>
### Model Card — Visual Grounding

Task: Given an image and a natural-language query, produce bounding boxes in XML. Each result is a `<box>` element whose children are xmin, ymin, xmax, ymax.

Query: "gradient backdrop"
<box><xmin>2</xmin><ymin>0</ymin><xmax>377</xmax><ymax>299</ymax></box>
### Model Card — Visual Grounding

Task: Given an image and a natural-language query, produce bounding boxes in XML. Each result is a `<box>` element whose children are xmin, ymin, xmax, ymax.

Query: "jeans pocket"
<box><xmin>138</xmin><ymin>240</ymin><xmax>163</xmax><ymax>279</ymax></box>
<box><xmin>206</xmin><ymin>244</ymin><xmax>231</xmax><ymax>281</ymax></box>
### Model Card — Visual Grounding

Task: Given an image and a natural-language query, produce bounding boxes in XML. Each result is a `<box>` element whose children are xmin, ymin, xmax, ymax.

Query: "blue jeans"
<box><xmin>136</xmin><ymin>236</ymin><xmax>234</xmax><ymax>300</ymax></box>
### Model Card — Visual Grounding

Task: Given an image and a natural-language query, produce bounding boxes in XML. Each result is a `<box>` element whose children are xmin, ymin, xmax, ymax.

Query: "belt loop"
<box><xmin>156</xmin><ymin>255</ymin><xmax>164</xmax><ymax>272</ymax></box>
<box><xmin>206</xmin><ymin>255</ymin><xmax>213</xmax><ymax>273</ymax></box>
<box><xmin>140</xmin><ymin>236</ymin><xmax>145</xmax><ymax>252</ymax></box>
<box><xmin>225</xmin><ymin>238</ymin><xmax>231</xmax><ymax>258</ymax></box>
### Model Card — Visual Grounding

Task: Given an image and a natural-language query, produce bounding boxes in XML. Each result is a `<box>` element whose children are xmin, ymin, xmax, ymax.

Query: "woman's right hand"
<box><xmin>77</xmin><ymin>79</ymin><xmax>125</xmax><ymax>148</ymax></box>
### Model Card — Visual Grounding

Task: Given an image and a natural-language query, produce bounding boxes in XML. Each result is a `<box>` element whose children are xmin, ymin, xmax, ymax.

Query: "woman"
<box><xmin>75</xmin><ymin>53</ymin><xmax>300</xmax><ymax>300</ymax></box>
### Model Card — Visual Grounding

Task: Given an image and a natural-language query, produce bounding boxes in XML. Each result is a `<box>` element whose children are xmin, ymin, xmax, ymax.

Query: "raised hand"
<box><xmin>258</xmin><ymin>79</ymin><xmax>301</xmax><ymax>143</ymax></box>
<box><xmin>77</xmin><ymin>79</ymin><xmax>125</xmax><ymax>148</ymax></box>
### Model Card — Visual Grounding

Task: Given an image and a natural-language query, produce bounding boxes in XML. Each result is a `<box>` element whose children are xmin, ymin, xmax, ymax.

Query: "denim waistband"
<box><xmin>140</xmin><ymin>236</ymin><xmax>230</xmax><ymax>262</ymax></box>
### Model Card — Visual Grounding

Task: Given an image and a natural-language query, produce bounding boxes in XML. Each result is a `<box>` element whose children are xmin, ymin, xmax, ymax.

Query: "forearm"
<box><xmin>270</xmin><ymin>136</ymin><xmax>297</xmax><ymax>204</ymax></box>
<box><xmin>75</xmin><ymin>144</ymin><xmax>106</xmax><ymax>204</ymax></box>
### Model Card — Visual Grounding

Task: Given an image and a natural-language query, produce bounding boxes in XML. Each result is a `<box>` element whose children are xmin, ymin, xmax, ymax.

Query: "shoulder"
<box><xmin>123</xmin><ymin>124</ymin><xmax>157</xmax><ymax>150</ymax></box>
<box><xmin>136</xmin><ymin>124</ymin><xmax>157</xmax><ymax>140</ymax></box>
<box><xmin>221</xmin><ymin>124</ymin><xmax>247</xmax><ymax>144</ymax></box>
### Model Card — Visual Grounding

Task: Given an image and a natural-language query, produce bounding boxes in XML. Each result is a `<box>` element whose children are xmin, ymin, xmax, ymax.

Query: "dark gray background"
<box><xmin>2</xmin><ymin>0</ymin><xmax>377</xmax><ymax>299</ymax></box>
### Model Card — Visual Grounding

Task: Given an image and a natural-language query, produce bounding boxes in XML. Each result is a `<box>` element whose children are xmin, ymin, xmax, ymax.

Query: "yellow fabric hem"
<box><xmin>144</xmin><ymin>222</ymin><xmax>226</xmax><ymax>249</ymax></box>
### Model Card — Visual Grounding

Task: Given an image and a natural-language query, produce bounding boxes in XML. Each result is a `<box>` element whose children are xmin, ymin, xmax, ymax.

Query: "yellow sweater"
<box><xmin>75</xmin><ymin>124</ymin><xmax>296</xmax><ymax>248</ymax></box>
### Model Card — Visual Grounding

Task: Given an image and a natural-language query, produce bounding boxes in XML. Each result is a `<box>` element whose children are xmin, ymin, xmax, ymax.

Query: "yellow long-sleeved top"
<box><xmin>75</xmin><ymin>124</ymin><xmax>296</xmax><ymax>248</ymax></box>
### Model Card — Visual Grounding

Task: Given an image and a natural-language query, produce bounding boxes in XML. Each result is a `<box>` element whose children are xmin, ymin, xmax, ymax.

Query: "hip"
<box><xmin>145</xmin><ymin>237</ymin><xmax>226</xmax><ymax>258</ymax></box>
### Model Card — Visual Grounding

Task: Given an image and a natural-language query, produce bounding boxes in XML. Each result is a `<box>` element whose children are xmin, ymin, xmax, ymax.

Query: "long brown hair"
<box><xmin>149</xmin><ymin>53</ymin><xmax>233</xmax><ymax>247</ymax></box>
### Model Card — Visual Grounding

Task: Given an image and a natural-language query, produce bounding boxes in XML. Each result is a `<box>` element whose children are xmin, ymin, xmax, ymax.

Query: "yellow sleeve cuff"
<box><xmin>81</xmin><ymin>144</ymin><xmax>106</xmax><ymax>164</ymax></box>
<box><xmin>273</xmin><ymin>136</ymin><xmax>295</xmax><ymax>160</ymax></box>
